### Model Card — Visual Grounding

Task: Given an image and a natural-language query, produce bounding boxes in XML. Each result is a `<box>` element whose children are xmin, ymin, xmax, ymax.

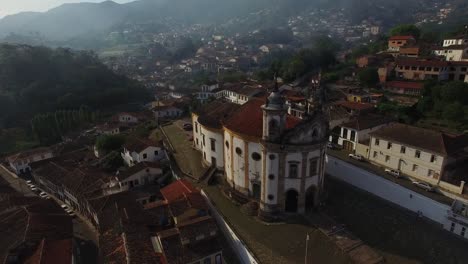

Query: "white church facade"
<box><xmin>192</xmin><ymin>84</ymin><xmax>328</xmax><ymax>218</ymax></box>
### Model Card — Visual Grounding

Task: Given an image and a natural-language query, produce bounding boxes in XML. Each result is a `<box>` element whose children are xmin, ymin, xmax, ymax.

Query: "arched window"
<box><xmin>269</xmin><ymin>119</ymin><xmax>278</xmax><ymax>138</ymax></box>
<box><xmin>225</xmin><ymin>141</ymin><xmax>229</xmax><ymax>149</ymax></box>
<box><xmin>312</xmin><ymin>128</ymin><xmax>318</xmax><ymax>138</ymax></box>
<box><xmin>251</xmin><ymin>152</ymin><xmax>261</xmax><ymax>161</ymax></box>
<box><xmin>235</xmin><ymin>147</ymin><xmax>242</xmax><ymax>156</ymax></box>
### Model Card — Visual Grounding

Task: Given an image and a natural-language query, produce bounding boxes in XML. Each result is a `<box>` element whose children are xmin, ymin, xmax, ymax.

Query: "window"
<box><xmin>134</xmin><ymin>179</ymin><xmax>139</xmax><ymax>185</ymax></box>
<box><xmin>387</xmin><ymin>142</ymin><xmax>392</xmax><ymax>149</ymax></box>
<box><xmin>430</xmin><ymin>155</ymin><xmax>436</xmax><ymax>163</ymax></box>
<box><xmin>415</xmin><ymin>150</ymin><xmax>421</xmax><ymax>158</ymax></box>
<box><xmin>350</xmin><ymin>131</ymin><xmax>356</xmax><ymax>142</ymax></box>
<box><xmin>225</xmin><ymin>141</ymin><xmax>229</xmax><ymax>149</ymax></box>
<box><xmin>154</xmin><ymin>151</ymin><xmax>158</xmax><ymax>156</ymax></box>
<box><xmin>268</xmin><ymin>119</ymin><xmax>278</xmax><ymax>138</ymax></box>
<box><xmin>309</xmin><ymin>158</ymin><xmax>318</xmax><ymax>176</ymax></box>
<box><xmin>268</xmin><ymin>174</ymin><xmax>275</xmax><ymax>180</ymax></box>
<box><xmin>412</xmin><ymin>164</ymin><xmax>418</xmax><ymax>171</ymax></box>
<box><xmin>428</xmin><ymin>169</ymin><xmax>435</xmax><ymax>177</ymax></box>
<box><xmin>385</xmin><ymin>155</ymin><xmax>390</xmax><ymax>162</ymax></box>
<box><xmin>373</xmin><ymin>151</ymin><xmax>378</xmax><ymax>158</ymax></box>
<box><xmin>462</xmin><ymin>227</ymin><xmax>466</xmax><ymax>237</ymax></box>
<box><xmin>434</xmin><ymin>67</ymin><xmax>439</xmax><ymax>72</ymax></box>
<box><xmin>267</xmin><ymin>194</ymin><xmax>275</xmax><ymax>201</ymax></box>
<box><xmin>251</xmin><ymin>152</ymin><xmax>261</xmax><ymax>161</ymax></box>
<box><xmin>450</xmin><ymin>223</ymin><xmax>455</xmax><ymax>232</ymax></box>
<box><xmin>342</xmin><ymin>128</ymin><xmax>348</xmax><ymax>138</ymax></box>
<box><xmin>196</xmin><ymin>138</ymin><xmax>199</xmax><ymax>146</ymax></box>
<box><xmin>269</xmin><ymin>154</ymin><xmax>276</xmax><ymax>160</ymax></box>
<box><xmin>375</xmin><ymin>138</ymin><xmax>380</xmax><ymax>146</ymax></box>
<box><xmin>400</xmin><ymin>146</ymin><xmax>406</xmax><ymax>154</ymax></box>
<box><xmin>289</xmin><ymin>163</ymin><xmax>299</xmax><ymax>178</ymax></box>
<box><xmin>210</xmin><ymin>138</ymin><xmax>216</xmax><ymax>152</ymax></box>
<box><xmin>203</xmin><ymin>135</ymin><xmax>206</xmax><ymax>146</ymax></box>
<box><xmin>143</xmin><ymin>153</ymin><xmax>148</xmax><ymax>159</ymax></box>
<box><xmin>203</xmin><ymin>257</ymin><xmax>211</xmax><ymax>264</ymax></box>
<box><xmin>411</xmin><ymin>66</ymin><xmax>417</xmax><ymax>70</ymax></box>
<box><xmin>195</xmin><ymin>123</ymin><xmax>198</xmax><ymax>133</ymax></box>
<box><xmin>235</xmin><ymin>147</ymin><xmax>242</xmax><ymax>156</ymax></box>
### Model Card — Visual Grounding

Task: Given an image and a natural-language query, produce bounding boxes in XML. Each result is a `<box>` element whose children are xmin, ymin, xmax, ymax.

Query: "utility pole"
<box><xmin>305</xmin><ymin>233</ymin><xmax>310</xmax><ymax>264</ymax></box>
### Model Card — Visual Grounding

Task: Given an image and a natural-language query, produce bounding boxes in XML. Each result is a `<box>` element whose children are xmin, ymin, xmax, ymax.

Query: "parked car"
<box><xmin>39</xmin><ymin>192</ymin><xmax>50</xmax><ymax>199</ymax></box>
<box><xmin>412</xmin><ymin>181</ymin><xmax>435</xmax><ymax>192</ymax></box>
<box><xmin>183</xmin><ymin>123</ymin><xmax>193</xmax><ymax>131</ymax></box>
<box><xmin>30</xmin><ymin>187</ymin><xmax>38</xmax><ymax>191</ymax></box>
<box><xmin>385</xmin><ymin>168</ymin><xmax>402</xmax><ymax>178</ymax></box>
<box><xmin>26</xmin><ymin>180</ymin><xmax>32</xmax><ymax>184</ymax></box>
<box><xmin>348</xmin><ymin>153</ymin><xmax>364</xmax><ymax>161</ymax></box>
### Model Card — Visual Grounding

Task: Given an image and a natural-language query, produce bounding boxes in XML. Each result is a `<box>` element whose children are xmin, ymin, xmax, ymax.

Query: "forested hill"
<box><xmin>0</xmin><ymin>44</ymin><xmax>149</xmax><ymax>128</ymax></box>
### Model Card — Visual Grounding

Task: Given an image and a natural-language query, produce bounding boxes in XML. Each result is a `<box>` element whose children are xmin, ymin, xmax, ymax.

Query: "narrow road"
<box><xmin>0</xmin><ymin>165</ymin><xmax>35</xmax><ymax>196</ymax></box>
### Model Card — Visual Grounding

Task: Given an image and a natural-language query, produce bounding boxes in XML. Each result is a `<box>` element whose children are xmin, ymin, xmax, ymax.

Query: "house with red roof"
<box><xmin>388</xmin><ymin>35</ymin><xmax>416</xmax><ymax>52</ymax></box>
<box><xmin>384</xmin><ymin>81</ymin><xmax>424</xmax><ymax>96</ymax></box>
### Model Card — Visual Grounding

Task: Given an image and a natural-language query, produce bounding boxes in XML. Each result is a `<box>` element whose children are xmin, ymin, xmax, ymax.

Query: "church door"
<box><xmin>285</xmin><ymin>190</ymin><xmax>299</xmax><ymax>213</ymax></box>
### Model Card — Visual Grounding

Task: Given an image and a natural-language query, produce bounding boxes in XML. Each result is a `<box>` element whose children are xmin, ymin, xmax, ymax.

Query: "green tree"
<box><xmin>358</xmin><ymin>68</ymin><xmax>379</xmax><ymax>87</ymax></box>
<box><xmin>443</xmin><ymin>102</ymin><xmax>464</xmax><ymax>122</ymax></box>
<box><xmin>95</xmin><ymin>135</ymin><xmax>126</xmax><ymax>153</ymax></box>
<box><xmin>390</xmin><ymin>24</ymin><xmax>421</xmax><ymax>39</ymax></box>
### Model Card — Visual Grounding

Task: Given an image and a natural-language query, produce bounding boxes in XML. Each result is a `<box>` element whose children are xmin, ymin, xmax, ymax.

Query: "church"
<box><xmin>191</xmin><ymin>81</ymin><xmax>328</xmax><ymax>218</ymax></box>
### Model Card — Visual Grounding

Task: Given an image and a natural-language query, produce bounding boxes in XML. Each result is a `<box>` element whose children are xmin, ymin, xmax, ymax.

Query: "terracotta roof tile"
<box><xmin>386</xmin><ymin>81</ymin><xmax>424</xmax><ymax>90</ymax></box>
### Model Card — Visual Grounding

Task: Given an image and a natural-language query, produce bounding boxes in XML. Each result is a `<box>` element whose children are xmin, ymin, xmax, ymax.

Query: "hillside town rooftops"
<box><xmin>124</xmin><ymin>138</ymin><xmax>161</xmax><ymax>153</ymax></box>
<box><xmin>195</xmin><ymin>100</ymin><xmax>241</xmax><ymax>129</ymax></box>
<box><xmin>340</xmin><ymin>115</ymin><xmax>391</xmax><ymax>131</ymax></box>
<box><xmin>7</xmin><ymin>147</ymin><xmax>53</xmax><ymax>163</ymax></box>
<box><xmin>386</xmin><ymin>81</ymin><xmax>424</xmax><ymax>90</ymax></box>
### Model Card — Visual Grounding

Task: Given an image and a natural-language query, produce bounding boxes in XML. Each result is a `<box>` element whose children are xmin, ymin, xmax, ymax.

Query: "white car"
<box><xmin>385</xmin><ymin>168</ymin><xmax>401</xmax><ymax>178</ymax></box>
<box><xmin>27</xmin><ymin>183</ymin><xmax>35</xmax><ymax>188</ymax></box>
<box><xmin>39</xmin><ymin>192</ymin><xmax>50</xmax><ymax>199</ymax></box>
<box><xmin>412</xmin><ymin>181</ymin><xmax>435</xmax><ymax>192</ymax></box>
<box><xmin>348</xmin><ymin>153</ymin><xmax>364</xmax><ymax>161</ymax></box>
<box><xmin>30</xmin><ymin>187</ymin><xmax>38</xmax><ymax>191</ymax></box>
<box><xmin>26</xmin><ymin>180</ymin><xmax>32</xmax><ymax>184</ymax></box>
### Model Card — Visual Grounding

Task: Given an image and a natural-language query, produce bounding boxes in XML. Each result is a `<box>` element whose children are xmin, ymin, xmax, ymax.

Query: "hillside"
<box><xmin>0</xmin><ymin>43</ymin><xmax>149</xmax><ymax>128</ymax></box>
<box><xmin>0</xmin><ymin>0</ymin><xmax>456</xmax><ymax>47</ymax></box>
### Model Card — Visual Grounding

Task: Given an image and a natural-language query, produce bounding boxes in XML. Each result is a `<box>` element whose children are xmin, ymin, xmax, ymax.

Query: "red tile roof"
<box><xmin>223</xmin><ymin>98</ymin><xmax>301</xmax><ymax>138</ymax></box>
<box><xmin>389</xmin><ymin>35</ymin><xmax>414</xmax><ymax>41</ymax></box>
<box><xmin>386</xmin><ymin>81</ymin><xmax>424</xmax><ymax>90</ymax></box>
<box><xmin>25</xmin><ymin>239</ymin><xmax>73</xmax><ymax>264</ymax></box>
<box><xmin>160</xmin><ymin>180</ymin><xmax>198</xmax><ymax>203</ymax></box>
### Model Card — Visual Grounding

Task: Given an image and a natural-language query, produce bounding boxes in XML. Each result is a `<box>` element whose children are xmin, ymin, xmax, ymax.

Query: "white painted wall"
<box><xmin>119</xmin><ymin>114</ymin><xmax>138</xmax><ymax>123</ymax></box>
<box><xmin>200</xmin><ymin>126</ymin><xmax>224</xmax><ymax>168</ymax></box>
<box><xmin>9</xmin><ymin>151</ymin><xmax>54</xmax><ymax>174</ymax></box>
<box><xmin>264</xmin><ymin>152</ymin><xmax>279</xmax><ymax>205</ymax></box>
<box><xmin>326</xmin><ymin>155</ymin><xmax>450</xmax><ymax>225</ymax></box>
<box><xmin>201</xmin><ymin>190</ymin><xmax>259</xmax><ymax>264</ymax></box>
<box><xmin>224</xmin><ymin>131</ymin><xmax>233</xmax><ymax>183</ymax></box>
<box><xmin>368</xmin><ymin>137</ymin><xmax>444</xmax><ymax>184</ymax></box>
<box><xmin>122</xmin><ymin>146</ymin><xmax>165</xmax><ymax>167</ymax></box>
<box><xmin>232</xmin><ymin>136</ymin><xmax>247</xmax><ymax>190</ymax></box>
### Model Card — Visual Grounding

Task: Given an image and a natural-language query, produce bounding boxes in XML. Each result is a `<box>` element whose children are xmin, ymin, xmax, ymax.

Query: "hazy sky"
<box><xmin>0</xmin><ymin>0</ymin><xmax>135</xmax><ymax>18</ymax></box>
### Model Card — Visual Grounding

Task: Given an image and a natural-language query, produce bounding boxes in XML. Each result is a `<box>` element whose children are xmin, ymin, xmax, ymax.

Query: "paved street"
<box><xmin>0</xmin><ymin>165</ymin><xmax>35</xmax><ymax>196</ymax></box>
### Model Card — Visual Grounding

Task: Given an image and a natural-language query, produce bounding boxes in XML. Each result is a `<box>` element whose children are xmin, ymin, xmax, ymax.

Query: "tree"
<box><xmin>390</xmin><ymin>24</ymin><xmax>421</xmax><ymax>39</ymax></box>
<box><xmin>443</xmin><ymin>102</ymin><xmax>464</xmax><ymax>123</ymax></box>
<box><xmin>358</xmin><ymin>68</ymin><xmax>379</xmax><ymax>87</ymax></box>
<box><xmin>95</xmin><ymin>135</ymin><xmax>126</xmax><ymax>153</ymax></box>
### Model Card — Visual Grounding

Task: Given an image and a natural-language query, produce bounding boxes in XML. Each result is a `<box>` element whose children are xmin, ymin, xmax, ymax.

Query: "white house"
<box><xmin>121</xmin><ymin>139</ymin><xmax>165</xmax><ymax>167</ymax></box>
<box><xmin>105</xmin><ymin>162</ymin><xmax>163</xmax><ymax>194</ymax></box>
<box><xmin>215</xmin><ymin>83</ymin><xmax>264</xmax><ymax>105</ymax></box>
<box><xmin>195</xmin><ymin>83</ymin><xmax>219</xmax><ymax>103</ymax></box>
<box><xmin>117</xmin><ymin>112</ymin><xmax>140</xmax><ymax>124</ymax></box>
<box><xmin>7</xmin><ymin>147</ymin><xmax>54</xmax><ymax>174</ymax></box>
<box><xmin>445</xmin><ymin>200</ymin><xmax>468</xmax><ymax>240</ymax></box>
<box><xmin>434</xmin><ymin>45</ymin><xmax>468</xmax><ymax>61</ymax></box>
<box><xmin>96</xmin><ymin>123</ymin><xmax>120</xmax><ymax>135</ymax></box>
<box><xmin>153</xmin><ymin>105</ymin><xmax>184</xmax><ymax>119</ymax></box>
<box><xmin>192</xmin><ymin>85</ymin><xmax>328</xmax><ymax>218</ymax></box>
<box><xmin>329</xmin><ymin>115</ymin><xmax>391</xmax><ymax>151</ymax></box>
<box><xmin>443</xmin><ymin>35</ymin><xmax>468</xmax><ymax>47</ymax></box>
<box><xmin>367</xmin><ymin>123</ymin><xmax>468</xmax><ymax>190</ymax></box>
